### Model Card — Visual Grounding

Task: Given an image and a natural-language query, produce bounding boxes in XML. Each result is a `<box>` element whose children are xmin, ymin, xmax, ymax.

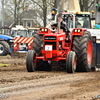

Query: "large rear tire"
<box><xmin>33</xmin><ymin>34</ymin><xmax>43</xmax><ymax>54</ymax></box>
<box><xmin>0</xmin><ymin>41</ymin><xmax>10</xmax><ymax>56</ymax></box>
<box><xmin>33</xmin><ymin>34</ymin><xmax>51</xmax><ymax>71</ymax></box>
<box><xmin>72</xmin><ymin>31</ymin><xmax>92</xmax><ymax>72</ymax></box>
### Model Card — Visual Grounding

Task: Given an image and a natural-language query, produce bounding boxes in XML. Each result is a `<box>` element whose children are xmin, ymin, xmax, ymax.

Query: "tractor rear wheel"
<box><xmin>66</xmin><ymin>51</ymin><xmax>76</xmax><ymax>73</ymax></box>
<box><xmin>0</xmin><ymin>41</ymin><xmax>10</xmax><ymax>56</ymax></box>
<box><xmin>72</xmin><ymin>31</ymin><xmax>92</xmax><ymax>72</ymax></box>
<box><xmin>33</xmin><ymin>34</ymin><xmax>51</xmax><ymax>71</ymax></box>
<box><xmin>33</xmin><ymin>34</ymin><xmax>43</xmax><ymax>54</ymax></box>
<box><xmin>26</xmin><ymin>50</ymin><xmax>37</xmax><ymax>72</ymax></box>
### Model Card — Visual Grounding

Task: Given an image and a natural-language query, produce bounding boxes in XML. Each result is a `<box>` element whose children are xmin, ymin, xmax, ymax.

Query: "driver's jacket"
<box><xmin>52</xmin><ymin>21</ymin><xmax>70</xmax><ymax>35</ymax></box>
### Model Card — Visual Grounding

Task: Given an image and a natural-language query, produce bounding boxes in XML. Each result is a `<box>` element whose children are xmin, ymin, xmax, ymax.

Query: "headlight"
<box><xmin>74</xmin><ymin>29</ymin><xmax>82</xmax><ymax>33</ymax></box>
<box><xmin>78</xmin><ymin>30</ymin><xmax>80</xmax><ymax>32</ymax></box>
<box><xmin>74</xmin><ymin>29</ymin><xmax>77</xmax><ymax>32</ymax></box>
<box><xmin>9</xmin><ymin>39</ymin><xmax>14</xmax><ymax>42</ymax></box>
<box><xmin>40</xmin><ymin>28</ymin><xmax>48</xmax><ymax>32</ymax></box>
<box><xmin>45</xmin><ymin>29</ymin><xmax>48</xmax><ymax>32</ymax></box>
<box><xmin>42</xmin><ymin>29</ymin><xmax>44</xmax><ymax>31</ymax></box>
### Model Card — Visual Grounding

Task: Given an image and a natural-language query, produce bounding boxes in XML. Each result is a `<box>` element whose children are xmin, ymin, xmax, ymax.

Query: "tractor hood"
<box><xmin>43</xmin><ymin>29</ymin><xmax>66</xmax><ymax>42</ymax></box>
<box><xmin>44</xmin><ymin>32</ymin><xmax>66</xmax><ymax>40</ymax></box>
<box><xmin>0</xmin><ymin>34</ymin><xmax>14</xmax><ymax>40</ymax></box>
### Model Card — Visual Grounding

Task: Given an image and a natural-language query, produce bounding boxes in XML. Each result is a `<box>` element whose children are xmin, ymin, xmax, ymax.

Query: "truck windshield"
<box><xmin>68</xmin><ymin>16</ymin><xmax>91</xmax><ymax>29</ymax></box>
<box><xmin>59</xmin><ymin>14</ymin><xmax>91</xmax><ymax>29</ymax></box>
<box><xmin>11</xmin><ymin>30</ymin><xmax>28</xmax><ymax>37</ymax></box>
<box><xmin>28</xmin><ymin>29</ymin><xmax>39</xmax><ymax>37</ymax></box>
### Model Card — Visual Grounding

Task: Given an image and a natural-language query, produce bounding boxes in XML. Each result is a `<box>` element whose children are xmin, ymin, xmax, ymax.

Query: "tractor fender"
<box><xmin>0</xmin><ymin>34</ymin><xmax>14</xmax><ymax>41</ymax></box>
<box><xmin>71</xmin><ymin>28</ymin><xmax>88</xmax><ymax>45</ymax></box>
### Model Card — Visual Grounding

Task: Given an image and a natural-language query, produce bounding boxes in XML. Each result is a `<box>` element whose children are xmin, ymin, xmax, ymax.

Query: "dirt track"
<box><xmin>0</xmin><ymin>56</ymin><xmax>100</xmax><ymax>100</ymax></box>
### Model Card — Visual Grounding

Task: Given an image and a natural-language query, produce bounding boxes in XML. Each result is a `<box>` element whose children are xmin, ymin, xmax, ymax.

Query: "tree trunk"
<box><xmin>79</xmin><ymin>0</ymin><xmax>83</xmax><ymax>11</ymax></box>
<box><xmin>54</xmin><ymin>0</ymin><xmax>58</xmax><ymax>9</ymax></box>
<box><xmin>14</xmin><ymin>0</ymin><xmax>17</xmax><ymax>26</ymax></box>
<box><xmin>43</xmin><ymin>0</ymin><xmax>47</xmax><ymax>27</ymax></box>
<box><xmin>83</xmin><ymin>0</ymin><xmax>88</xmax><ymax>11</ymax></box>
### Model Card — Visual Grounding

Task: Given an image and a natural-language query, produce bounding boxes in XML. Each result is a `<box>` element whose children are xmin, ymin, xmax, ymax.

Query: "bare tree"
<box><xmin>79</xmin><ymin>0</ymin><xmax>100</xmax><ymax>12</ymax></box>
<box><xmin>30</xmin><ymin>0</ymin><xmax>58</xmax><ymax>27</ymax></box>
<box><xmin>4</xmin><ymin>0</ymin><xmax>30</xmax><ymax>26</ymax></box>
<box><xmin>4</xmin><ymin>0</ymin><xmax>58</xmax><ymax>27</ymax></box>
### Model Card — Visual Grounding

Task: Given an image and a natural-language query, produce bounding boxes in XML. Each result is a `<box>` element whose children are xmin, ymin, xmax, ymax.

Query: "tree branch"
<box><xmin>88</xmin><ymin>0</ymin><xmax>95</xmax><ymax>9</ymax></box>
<box><xmin>31</xmin><ymin>0</ymin><xmax>43</xmax><ymax>10</ymax></box>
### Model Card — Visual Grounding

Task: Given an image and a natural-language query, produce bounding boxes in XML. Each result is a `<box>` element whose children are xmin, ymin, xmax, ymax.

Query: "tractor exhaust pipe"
<box><xmin>58</xmin><ymin>22</ymin><xmax>60</xmax><ymax>34</ymax></box>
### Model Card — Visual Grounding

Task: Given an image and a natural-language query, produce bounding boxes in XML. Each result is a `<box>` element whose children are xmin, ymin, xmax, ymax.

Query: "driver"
<box><xmin>51</xmin><ymin>14</ymin><xmax>70</xmax><ymax>36</ymax></box>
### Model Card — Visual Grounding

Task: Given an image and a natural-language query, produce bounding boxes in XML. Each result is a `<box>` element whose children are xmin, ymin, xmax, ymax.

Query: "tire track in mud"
<box><xmin>0</xmin><ymin>56</ymin><xmax>100</xmax><ymax>100</ymax></box>
<box><xmin>0</xmin><ymin>72</ymin><xmax>100</xmax><ymax>100</ymax></box>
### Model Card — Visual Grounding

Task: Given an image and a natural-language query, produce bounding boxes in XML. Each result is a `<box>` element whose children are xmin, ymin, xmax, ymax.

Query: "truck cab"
<box><xmin>11</xmin><ymin>25</ymin><xmax>29</xmax><ymax>37</ymax></box>
<box><xmin>54</xmin><ymin>11</ymin><xmax>91</xmax><ymax>29</ymax></box>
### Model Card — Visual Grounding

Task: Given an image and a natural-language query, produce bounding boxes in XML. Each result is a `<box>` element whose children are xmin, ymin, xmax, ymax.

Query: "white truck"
<box><xmin>11</xmin><ymin>25</ymin><xmax>29</xmax><ymax>37</ymax></box>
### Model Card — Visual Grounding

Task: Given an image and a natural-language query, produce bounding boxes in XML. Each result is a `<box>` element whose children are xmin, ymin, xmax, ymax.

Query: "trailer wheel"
<box><xmin>91</xmin><ymin>66</ymin><xmax>96</xmax><ymax>71</ymax></box>
<box><xmin>26</xmin><ymin>50</ymin><xmax>37</xmax><ymax>72</ymax></box>
<box><xmin>72</xmin><ymin>31</ymin><xmax>92</xmax><ymax>72</ymax></box>
<box><xmin>0</xmin><ymin>41</ymin><xmax>10</xmax><ymax>56</ymax></box>
<box><xmin>66</xmin><ymin>51</ymin><xmax>76</xmax><ymax>73</ymax></box>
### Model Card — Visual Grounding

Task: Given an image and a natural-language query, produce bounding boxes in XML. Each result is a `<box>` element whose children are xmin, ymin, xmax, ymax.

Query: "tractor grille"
<box><xmin>45</xmin><ymin>36</ymin><xmax>56</xmax><ymax>40</ymax></box>
<box><xmin>45</xmin><ymin>42</ymin><xmax>56</xmax><ymax>50</ymax></box>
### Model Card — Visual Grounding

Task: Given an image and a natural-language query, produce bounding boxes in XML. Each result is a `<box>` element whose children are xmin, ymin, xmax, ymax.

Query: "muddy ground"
<box><xmin>0</xmin><ymin>56</ymin><xmax>100</xmax><ymax>100</ymax></box>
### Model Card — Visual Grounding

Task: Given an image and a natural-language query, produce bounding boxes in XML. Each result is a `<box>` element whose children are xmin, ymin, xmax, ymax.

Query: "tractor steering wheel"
<box><xmin>51</xmin><ymin>25</ymin><xmax>57</xmax><ymax>33</ymax></box>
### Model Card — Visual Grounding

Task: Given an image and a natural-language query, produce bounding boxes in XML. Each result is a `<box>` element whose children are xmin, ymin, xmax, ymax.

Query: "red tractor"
<box><xmin>26</xmin><ymin>14</ymin><xmax>92</xmax><ymax>73</ymax></box>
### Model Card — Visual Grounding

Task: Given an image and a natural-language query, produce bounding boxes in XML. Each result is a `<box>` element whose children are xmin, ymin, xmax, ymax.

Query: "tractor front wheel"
<box><xmin>66</xmin><ymin>51</ymin><xmax>76</xmax><ymax>73</ymax></box>
<box><xmin>26</xmin><ymin>50</ymin><xmax>37</xmax><ymax>72</ymax></box>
